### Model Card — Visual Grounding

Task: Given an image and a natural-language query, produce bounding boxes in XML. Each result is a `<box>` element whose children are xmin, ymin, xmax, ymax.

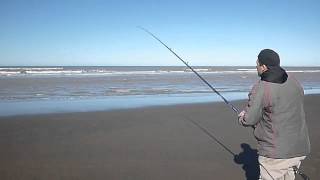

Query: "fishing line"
<box><xmin>139</xmin><ymin>26</ymin><xmax>309</xmax><ymax>180</ymax></box>
<box><xmin>185</xmin><ymin>116</ymin><xmax>235</xmax><ymax>156</ymax></box>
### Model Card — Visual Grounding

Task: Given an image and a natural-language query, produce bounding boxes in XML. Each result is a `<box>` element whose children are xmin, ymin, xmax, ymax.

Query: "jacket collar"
<box><xmin>260</xmin><ymin>66</ymin><xmax>288</xmax><ymax>84</ymax></box>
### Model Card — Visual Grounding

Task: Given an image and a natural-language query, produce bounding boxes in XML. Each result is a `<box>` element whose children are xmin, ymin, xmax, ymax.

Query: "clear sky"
<box><xmin>0</xmin><ymin>0</ymin><xmax>319</xmax><ymax>66</ymax></box>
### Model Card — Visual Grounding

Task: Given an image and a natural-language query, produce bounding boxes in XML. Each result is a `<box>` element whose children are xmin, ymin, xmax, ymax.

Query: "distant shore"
<box><xmin>0</xmin><ymin>94</ymin><xmax>319</xmax><ymax>179</ymax></box>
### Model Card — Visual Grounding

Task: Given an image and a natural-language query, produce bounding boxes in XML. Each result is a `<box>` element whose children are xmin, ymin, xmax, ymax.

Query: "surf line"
<box><xmin>139</xmin><ymin>27</ymin><xmax>310</xmax><ymax>180</ymax></box>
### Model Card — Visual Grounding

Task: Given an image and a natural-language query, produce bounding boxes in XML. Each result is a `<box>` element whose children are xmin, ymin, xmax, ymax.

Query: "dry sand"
<box><xmin>0</xmin><ymin>94</ymin><xmax>319</xmax><ymax>179</ymax></box>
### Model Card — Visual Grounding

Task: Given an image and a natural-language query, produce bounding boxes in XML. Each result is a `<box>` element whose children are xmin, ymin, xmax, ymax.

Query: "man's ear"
<box><xmin>262</xmin><ymin>65</ymin><xmax>268</xmax><ymax>73</ymax></box>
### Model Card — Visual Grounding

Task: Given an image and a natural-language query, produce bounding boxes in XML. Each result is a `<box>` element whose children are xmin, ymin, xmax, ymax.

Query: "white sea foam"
<box><xmin>237</xmin><ymin>68</ymin><xmax>257</xmax><ymax>71</ymax></box>
<box><xmin>0</xmin><ymin>71</ymin><xmax>20</xmax><ymax>75</ymax></box>
<box><xmin>0</xmin><ymin>67</ymin><xmax>64</xmax><ymax>70</ymax></box>
<box><xmin>1</xmin><ymin>66</ymin><xmax>319</xmax><ymax>76</ymax></box>
<box><xmin>237</xmin><ymin>68</ymin><xmax>320</xmax><ymax>73</ymax></box>
<box><xmin>287</xmin><ymin>70</ymin><xmax>320</xmax><ymax>73</ymax></box>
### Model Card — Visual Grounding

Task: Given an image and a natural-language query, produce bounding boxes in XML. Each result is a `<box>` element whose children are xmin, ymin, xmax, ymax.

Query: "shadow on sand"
<box><xmin>184</xmin><ymin>117</ymin><xmax>260</xmax><ymax>180</ymax></box>
<box><xmin>234</xmin><ymin>143</ymin><xmax>260</xmax><ymax>180</ymax></box>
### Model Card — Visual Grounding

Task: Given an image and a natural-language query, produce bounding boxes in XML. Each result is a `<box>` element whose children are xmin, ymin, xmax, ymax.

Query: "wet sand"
<box><xmin>0</xmin><ymin>94</ymin><xmax>319</xmax><ymax>179</ymax></box>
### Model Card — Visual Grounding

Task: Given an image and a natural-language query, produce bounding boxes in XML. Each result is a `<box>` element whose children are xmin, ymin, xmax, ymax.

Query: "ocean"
<box><xmin>1</xmin><ymin>66</ymin><xmax>320</xmax><ymax>116</ymax></box>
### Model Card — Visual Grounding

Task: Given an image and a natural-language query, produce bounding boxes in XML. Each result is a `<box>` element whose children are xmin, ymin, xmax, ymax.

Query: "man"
<box><xmin>238</xmin><ymin>49</ymin><xmax>310</xmax><ymax>180</ymax></box>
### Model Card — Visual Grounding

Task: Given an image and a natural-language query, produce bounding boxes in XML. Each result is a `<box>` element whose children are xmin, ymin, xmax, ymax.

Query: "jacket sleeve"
<box><xmin>240</xmin><ymin>81</ymin><xmax>265</xmax><ymax>126</ymax></box>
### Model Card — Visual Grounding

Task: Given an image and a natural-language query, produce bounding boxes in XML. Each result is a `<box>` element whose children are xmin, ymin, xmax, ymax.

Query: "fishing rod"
<box><xmin>139</xmin><ymin>27</ymin><xmax>310</xmax><ymax>180</ymax></box>
<box><xmin>138</xmin><ymin>26</ymin><xmax>239</xmax><ymax>114</ymax></box>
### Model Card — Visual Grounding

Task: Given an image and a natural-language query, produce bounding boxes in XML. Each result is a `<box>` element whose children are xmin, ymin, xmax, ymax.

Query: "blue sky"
<box><xmin>0</xmin><ymin>0</ymin><xmax>319</xmax><ymax>66</ymax></box>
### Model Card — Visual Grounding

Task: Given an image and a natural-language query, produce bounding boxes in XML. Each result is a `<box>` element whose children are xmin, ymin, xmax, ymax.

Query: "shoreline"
<box><xmin>1</xmin><ymin>92</ymin><xmax>320</xmax><ymax>118</ymax></box>
<box><xmin>0</xmin><ymin>92</ymin><xmax>249</xmax><ymax>117</ymax></box>
<box><xmin>0</xmin><ymin>94</ymin><xmax>319</xmax><ymax>179</ymax></box>
<box><xmin>0</xmin><ymin>93</ymin><xmax>319</xmax><ymax>118</ymax></box>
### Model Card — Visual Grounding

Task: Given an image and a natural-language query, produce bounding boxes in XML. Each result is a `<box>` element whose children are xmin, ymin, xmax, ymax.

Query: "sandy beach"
<box><xmin>0</xmin><ymin>94</ymin><xmax>319</xmax><ymax>180</ymax></box>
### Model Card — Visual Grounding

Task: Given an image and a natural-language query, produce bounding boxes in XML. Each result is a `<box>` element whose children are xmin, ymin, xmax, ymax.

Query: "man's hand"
<box><xmin>237</xmin><ymin>110</ymin><xmax>246</xmax><ymax>125</ymax></box>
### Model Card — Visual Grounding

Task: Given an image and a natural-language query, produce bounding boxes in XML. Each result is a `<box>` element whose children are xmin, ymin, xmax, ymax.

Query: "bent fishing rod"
<box><xmin>139</xmin><ymin>27</ymin><xmax>310</xmax><ymax>180</ymax></box>
<box><xmin>138</xmin><ymin>26</ymin><xmax>239</xmax><ymax>114</ymax></box>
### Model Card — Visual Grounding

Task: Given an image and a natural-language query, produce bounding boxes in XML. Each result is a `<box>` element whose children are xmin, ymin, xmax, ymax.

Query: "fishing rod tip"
<box><xmin>136</xmin><ymin>26</ymin><xmax>145</xmax><ymax>30</ymax></box>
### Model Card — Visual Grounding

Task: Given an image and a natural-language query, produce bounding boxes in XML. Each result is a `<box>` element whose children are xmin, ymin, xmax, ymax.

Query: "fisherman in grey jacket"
<box><xmin>238</xmin><ymin>49</ymin><xmax>310</xmax><ymax>180</ymax></box>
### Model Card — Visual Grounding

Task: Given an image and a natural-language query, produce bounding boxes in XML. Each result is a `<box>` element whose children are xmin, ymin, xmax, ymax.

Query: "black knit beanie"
<box><xmin>258</xmin><ymin>49</ymin><xmax>280</xmax><ymax>67</ymax></box>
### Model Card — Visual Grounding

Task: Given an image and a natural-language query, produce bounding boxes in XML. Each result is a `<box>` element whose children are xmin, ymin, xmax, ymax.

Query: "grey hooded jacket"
<box><xmin>241</xmin><ymin>75</ymin><xmax>310</xmax><ymax>158</ymax></box>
